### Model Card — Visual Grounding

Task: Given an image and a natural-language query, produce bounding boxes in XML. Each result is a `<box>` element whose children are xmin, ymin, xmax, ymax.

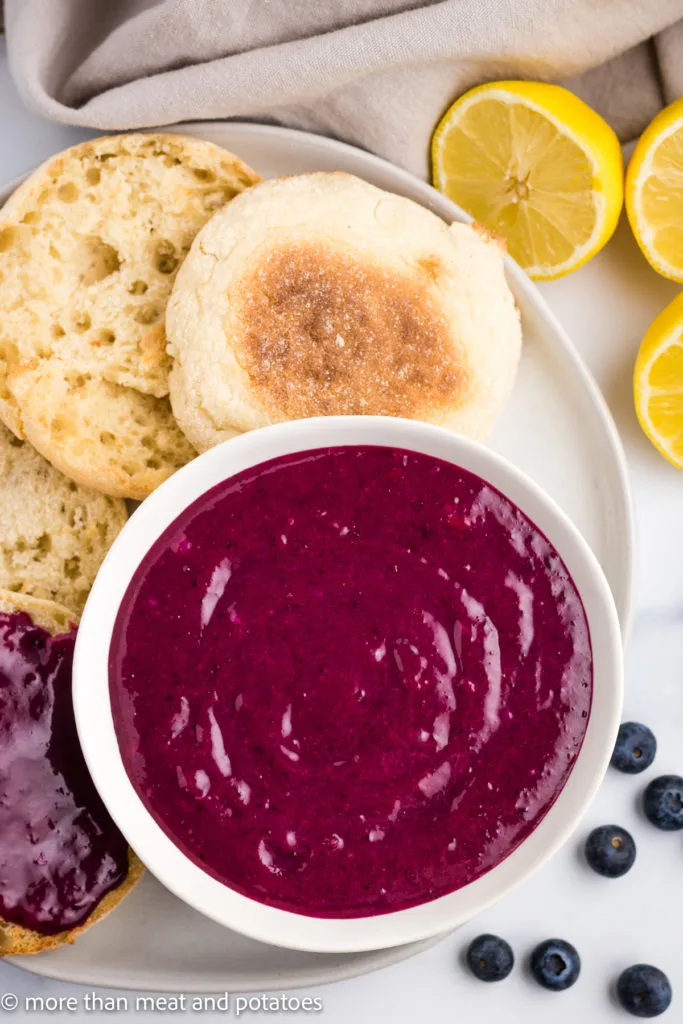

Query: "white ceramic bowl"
<box><xmin>74</xmin><ymin>416</ymin><xmax>623</xmax><ymax>954</ymax></box>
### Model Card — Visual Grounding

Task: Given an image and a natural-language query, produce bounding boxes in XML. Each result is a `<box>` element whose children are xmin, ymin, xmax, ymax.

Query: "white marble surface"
<box><xmin>1</xmin><ymin>42</ymin><xmax>683</xmax><ymax>1023</ymax></box>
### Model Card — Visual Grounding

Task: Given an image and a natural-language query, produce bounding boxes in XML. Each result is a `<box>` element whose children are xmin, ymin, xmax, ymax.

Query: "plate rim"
<box><xmin>6</xmin><ymin>927</ymin><xmax>447</xmax><ymax>994</ymax></box>
<box><xmin>1</xmin><ymin>119</ymin><xmax>635</xmax><ymax>991</ymax></box>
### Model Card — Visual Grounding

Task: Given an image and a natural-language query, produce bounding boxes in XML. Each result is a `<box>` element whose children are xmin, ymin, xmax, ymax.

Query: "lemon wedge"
<box><xmin>432</xmin><ymin>81</ymin><xmax>624</xmax><ymax>279</ymax></box>
<box><xmin>626</xmin><ymin>99</ymin><xmax>683</xmax><ymax>282</ymax></box>
<box><xmin>634</xmin><ymin>292</ymin><xmax>683</xmax><ymax>468</ymax></box>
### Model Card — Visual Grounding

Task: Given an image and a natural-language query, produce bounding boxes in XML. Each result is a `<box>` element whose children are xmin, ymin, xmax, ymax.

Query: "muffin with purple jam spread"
<box><xmin>0</xmin><ymin>590</ymin><xmax>142</xmax><ymax>955</ymax></box>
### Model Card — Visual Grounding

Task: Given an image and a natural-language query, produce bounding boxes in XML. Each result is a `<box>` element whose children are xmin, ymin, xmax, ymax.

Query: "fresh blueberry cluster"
<box><xmin>462</xmin><ymin>721</ymin><xmax>675</xmax><ymax>1017</ymax></box>
<box><xmin>464</xmin><ymin>933</ymin><xmax>582</xmax><ymax>990</ymax></box>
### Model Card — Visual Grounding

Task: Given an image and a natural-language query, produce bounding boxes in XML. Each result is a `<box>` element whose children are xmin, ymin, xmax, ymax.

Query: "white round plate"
<box><xmin>2</xmin><ymin>122</ymin><xmax>634</xmax><ymax>992</ymax></box>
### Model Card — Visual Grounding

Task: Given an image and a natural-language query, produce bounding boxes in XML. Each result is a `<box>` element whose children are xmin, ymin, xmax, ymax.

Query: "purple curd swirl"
<box><xmin>0</xmin><ymin>612</ymin><xmax>130</xmax><ymax>934</ymax></box>
<box><xmin>110</xmin><ymin>446</ymin><xmax>592</xmax><ymax>917</ymax></box>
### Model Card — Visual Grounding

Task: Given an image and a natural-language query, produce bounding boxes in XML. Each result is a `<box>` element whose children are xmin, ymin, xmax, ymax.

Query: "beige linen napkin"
<box><xmin>5</xmin><ymin>0</ymin><xmax>683</xmax><ymax>178</ymax></box>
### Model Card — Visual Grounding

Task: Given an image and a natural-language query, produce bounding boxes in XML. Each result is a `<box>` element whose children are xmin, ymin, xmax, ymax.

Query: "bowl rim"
<box><xmin>74</xmin><ymin>415</ymin><xmax>623</xmax><ymax>954</ymax></box>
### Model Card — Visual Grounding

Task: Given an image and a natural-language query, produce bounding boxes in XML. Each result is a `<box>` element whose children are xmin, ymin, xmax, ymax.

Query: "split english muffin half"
<box><xmin>167</xmin><ymin>172</ymin><xmax>522</xmax><ymax>451</ymax></box>
<box><xmin>0</xmin><ymin>422</ymin><xmax>126</xmax><ymax>612</ymax></box>
<box><xmin>0</xmin><ymin>590</ymin><xmax>144</xmax><ymax>956</ymax></box>
<box><xmin>0</xmin><ymin>133</ymin><xmax>261</xmax><ymax>499</ymax></box>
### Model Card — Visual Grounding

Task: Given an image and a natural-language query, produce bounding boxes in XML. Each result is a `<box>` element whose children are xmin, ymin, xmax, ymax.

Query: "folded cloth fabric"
<box><xmin>5</xmin><ymin>0</ymin><xmax>683</xmax><ymax>178</ymax></box>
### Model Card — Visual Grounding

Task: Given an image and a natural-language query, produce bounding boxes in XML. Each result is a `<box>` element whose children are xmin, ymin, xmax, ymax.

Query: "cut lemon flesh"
<box><xmin>432</xmin><ymin>82</ymin><xmax>624</xmax><ymax>280</ymax></box>
<box><xmin>634</xmin><ymin>292</ymin><xmax>683</xmax><ymax>468</ymax></box>
<box><xmin>626</xmin><ymin>98</ymin><xmax>683</xmax><ymax>281</ymax></box>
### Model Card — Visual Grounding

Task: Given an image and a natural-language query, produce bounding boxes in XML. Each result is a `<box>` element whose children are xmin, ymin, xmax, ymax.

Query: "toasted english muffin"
<box><xmin>0</xmin><ymin>132</ymin><xmax>261</xmax><ymax>498</ymax></box>
<box><xmin>0</xmin><ymin>590</ymin><xmax>144</xmax><ymax>956</ymax></box>
<box><xmin>0</xmin><ymin>422</ymin><xmax>126</xmax><ymax>611</ymax></box>
<box><xmin>0</xmin><ymin>848</ymin><xmax>144</xmax><ymax>956</ymax></box>
<box><xmin>167</xmin><ymin>172</ymin><xmax>522</xmax><ymax>452</ymax></box>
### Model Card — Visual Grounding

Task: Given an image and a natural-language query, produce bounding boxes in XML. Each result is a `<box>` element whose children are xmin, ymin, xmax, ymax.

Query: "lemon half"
<box><xmin>634</xmin><ymin>292</ymin><xmax>683</xmax><ymax>469</ymax></box>
<box><xmin>432</xmin><ymin>81</ymin><xmax>624</xmax><ymax>280</ymax></box>
<box><xmin>626</xmin><ymin>98</ymin><xmax>683</xmax><ymax>282</ymax></box>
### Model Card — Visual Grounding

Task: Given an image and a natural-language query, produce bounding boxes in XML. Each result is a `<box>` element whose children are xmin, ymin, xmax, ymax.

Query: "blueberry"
<box><xmin>643</xmin><ymin>775</ymin><xmax>683</xmax><ymax>831</ymax></box>
<box><xmin>584</xmin><ymin>824</ymin><xmax>636</xmax><ymax>878</ymax></box>
<box><xmin>612</xmin><ymin>723</ymin><xmax>657</xmax><ymax>774</ymax></box>
<box><xmin>465</xmin><ymin>934</ymin><xmax>514</xmax><ymax>982</ymax></box>
<box><xmin>617</xmin><ymin>964</ymin><xmax>672</xmax><ymax>1017</ymax></box>
<box><xmin>529</xmin><ymin>938</ymin><xmax>581</xmax><ymax>991</ymax></box>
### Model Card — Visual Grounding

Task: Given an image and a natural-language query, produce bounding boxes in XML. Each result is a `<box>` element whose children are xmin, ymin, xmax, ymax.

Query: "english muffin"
<box><xmin>167</xmin><ymin>172</ymin><xmax>522</xmax><ymax>452</ymax></box>
<box><xmin>0</xmin><ymin>422</ymin><xmax>126</xmax><ymax>611</ymax></box>
<box><xmin>0</xmin><ymin>133</ymin><xmax>261</xmax><ymax>498</ymax></box>
<box><xmin>0</xmin><ymin>590</ymin><xmax>144</xmax><ymax>955</ymax></box>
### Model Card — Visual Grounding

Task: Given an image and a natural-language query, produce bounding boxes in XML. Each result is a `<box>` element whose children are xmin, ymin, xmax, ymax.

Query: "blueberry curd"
<box><xmin>110</xmin><ymin>446</ymin><xmax>592</xmax><ymax>917</ymax></box>
<box><xmin>0</xmin><ymin>612</ymin><xmax>130</xmax><ymax>934</ymax></box>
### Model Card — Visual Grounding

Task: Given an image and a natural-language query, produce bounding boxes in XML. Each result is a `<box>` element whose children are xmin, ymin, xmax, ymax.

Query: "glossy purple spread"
<box><xmin>0</xmin><ymin>612</ymin><xmax>129</xmax><ymax>934</ymax></box>
<box><xmin>110</xmin><ymin>446</ymin><xmax>592</xmax><ymax>917</ymax></box>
